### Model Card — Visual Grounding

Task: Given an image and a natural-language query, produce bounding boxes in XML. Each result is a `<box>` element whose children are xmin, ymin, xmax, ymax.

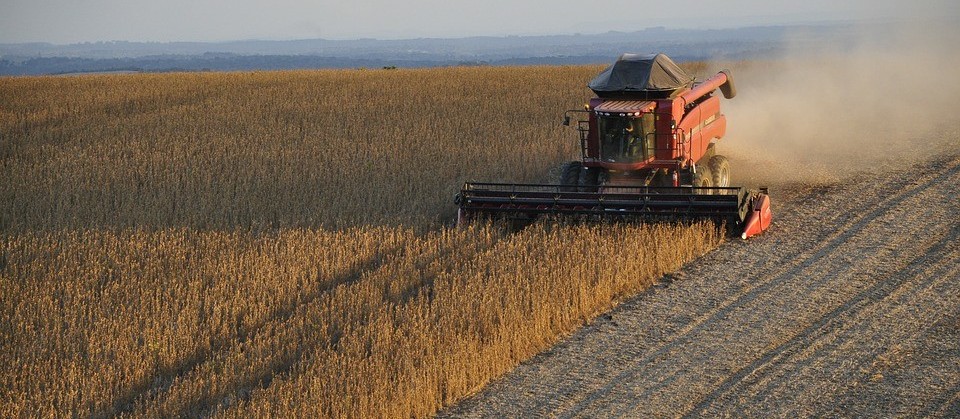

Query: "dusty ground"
<box><xmin>440</xmin><ymin>153</ymin><xmax>960</xmax><ymax>418</ymax></box>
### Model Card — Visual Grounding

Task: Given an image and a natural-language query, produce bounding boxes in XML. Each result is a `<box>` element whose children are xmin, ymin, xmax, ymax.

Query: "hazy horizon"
<box><xmin>3</xmin><ymin>0</ymin><xmax>957</xmax><ymax>45</ymax></box>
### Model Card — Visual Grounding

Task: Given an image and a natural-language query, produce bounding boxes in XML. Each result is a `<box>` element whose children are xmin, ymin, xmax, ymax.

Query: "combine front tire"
<box><xmin>579</xmin><ymin>167</ymin><xmax>600</xmax><ymax>192</ymax></box>
<box><xmin>559</xmin><ymin>161</ymin><xmax>582</xmax><ymax>191</ymax></box>
<box><xmin>709</xmin><ymin>155</ymin><xmax>731</xmax><ymax>187</ymax></box>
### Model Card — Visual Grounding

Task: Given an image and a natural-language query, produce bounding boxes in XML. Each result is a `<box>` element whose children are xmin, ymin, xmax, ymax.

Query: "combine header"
<box><xmin>456</xmin><ymin>53</ymin><xmax>772</xmax><ymax>239</ymax></box>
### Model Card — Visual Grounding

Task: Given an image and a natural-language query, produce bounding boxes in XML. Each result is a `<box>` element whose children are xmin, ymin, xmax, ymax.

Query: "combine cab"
<box><xmin>456</xmin><ymin>53</ymin><xmax>772</xmax><ymax>239</ymax></box>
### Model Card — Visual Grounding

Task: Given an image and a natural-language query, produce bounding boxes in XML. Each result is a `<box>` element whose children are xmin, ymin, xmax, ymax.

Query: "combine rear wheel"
<box><xmin>559</xmin><ymin>161</ymin><xmax>582</xmax><ymax>191</ymax></box>
<box><xmin>709</xmin><ymin>155</ymin><xmax>731</xmax><ymax>187</ymax></box>
<box><xmin>695</xmin><ymin>165</ymin><xmax>714</xmax><ymax>188</ymax></box>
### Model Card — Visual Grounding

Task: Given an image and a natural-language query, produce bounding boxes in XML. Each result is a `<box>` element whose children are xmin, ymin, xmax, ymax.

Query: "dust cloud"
<box><xmin>718</xmin><ymin>18</ymin><xmax>960</xmax><ymax>187</ymax></box>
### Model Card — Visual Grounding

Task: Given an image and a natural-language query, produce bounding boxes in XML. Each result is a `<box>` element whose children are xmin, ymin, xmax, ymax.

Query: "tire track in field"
<box><xmin>745</xmin><ymin>181</ymin><xmax>960</xmax><ymax>417</ymax></box>
<box><xmin>803</xmin><ymin>277</ymin><xmax>960</xmax><ymax>418</ymax></box>
<box><xmin>441</xmin><ymin>155</ymin><xmax>960</xmax><ymax>418</ymax></box>
<box><xmin>923</xmin><ymin>383</ymin><xmax>960</xmax><ymax>418</ymax></box>
<box><xmin>685</xmin><ymin>228</ymin><xmax>960</xmax><ymax>417</ymax></box>
<box><xmin>607</xmin><ymin>229</ymin><xmax>942</xmax><ymax>418</ymax></box>
<box><xmin>553</xmin><ymin>157</ymin><xmax>960</xmax><ymax>417</ymax></box>
<box><xmin>603</xmin><ymin>163</ymin><xmax>958</xmax><ymax>417</ymax></box>
<box><xmin>628</xmin><ymin>237</ymin><xmax>957</xmax><ymax>419</ymax></box>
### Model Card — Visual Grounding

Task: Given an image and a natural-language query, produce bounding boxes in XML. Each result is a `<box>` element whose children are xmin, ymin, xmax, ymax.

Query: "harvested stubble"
<box><xmin>0</xmin><ymin>64</ymin><xmax>721</xmax><ymax>418</ymax></box>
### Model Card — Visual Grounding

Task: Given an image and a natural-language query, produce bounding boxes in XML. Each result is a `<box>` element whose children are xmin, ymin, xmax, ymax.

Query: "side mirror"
<box><xmin>562</xmin><ymin>116</ymin><xmax>571</xmax><ymax>126</ymax></box>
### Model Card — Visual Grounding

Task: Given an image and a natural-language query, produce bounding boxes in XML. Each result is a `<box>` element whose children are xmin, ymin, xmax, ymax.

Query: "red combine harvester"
<box><xmin>456</xmin><ymin>53</ymin><xmax>772</xmax><ymax>239</ymax></box>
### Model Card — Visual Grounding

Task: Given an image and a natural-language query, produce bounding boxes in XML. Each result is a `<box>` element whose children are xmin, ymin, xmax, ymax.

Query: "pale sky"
<box><xmin>2</xmin><ymin>0</ymin><xmax>956</xmax><ymax>44</ymax></box>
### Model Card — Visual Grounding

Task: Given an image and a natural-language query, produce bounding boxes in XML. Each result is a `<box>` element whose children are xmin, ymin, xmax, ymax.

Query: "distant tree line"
<box><xmin>0</xmin><ymin>55</ymin><xmax>451</xmax><ymax>76</ymax></box>
<box><xmin>2</xmin><ymin>53</ymin><xmax>749</xmax><ymax>76</ymax></box>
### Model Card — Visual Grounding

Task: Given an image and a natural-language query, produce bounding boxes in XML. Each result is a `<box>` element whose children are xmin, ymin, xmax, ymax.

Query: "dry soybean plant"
<box><xmin>1</xmin><ymin>64</ymin><xmax>722</xmax><ymax>418</ymax></box>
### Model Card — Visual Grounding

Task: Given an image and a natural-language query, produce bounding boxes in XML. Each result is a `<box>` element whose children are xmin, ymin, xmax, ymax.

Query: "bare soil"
<box><xmin>440</xmin><ymin>153</ymin><xmax>960</xmax><ymax>418</ymax></box>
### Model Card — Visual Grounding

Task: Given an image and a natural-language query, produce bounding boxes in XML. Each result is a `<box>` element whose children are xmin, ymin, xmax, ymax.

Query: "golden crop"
<box><xmin>1</xmin><ymin>64</ymin><xmax>720</xmax><ymax>417</ymax></box>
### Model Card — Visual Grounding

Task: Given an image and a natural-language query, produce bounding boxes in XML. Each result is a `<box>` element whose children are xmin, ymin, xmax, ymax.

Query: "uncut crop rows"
<box><xmin>1</xmin><ymin>65</ymin><xmax>720</xmax><ymax>417</ymax></box>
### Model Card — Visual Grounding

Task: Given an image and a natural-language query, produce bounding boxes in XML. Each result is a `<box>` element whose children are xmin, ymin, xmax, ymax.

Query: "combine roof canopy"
<box><xmin>588</xmin><ymin>53</ymin><xmax>693</xmax><ymax>98</ymax></box>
